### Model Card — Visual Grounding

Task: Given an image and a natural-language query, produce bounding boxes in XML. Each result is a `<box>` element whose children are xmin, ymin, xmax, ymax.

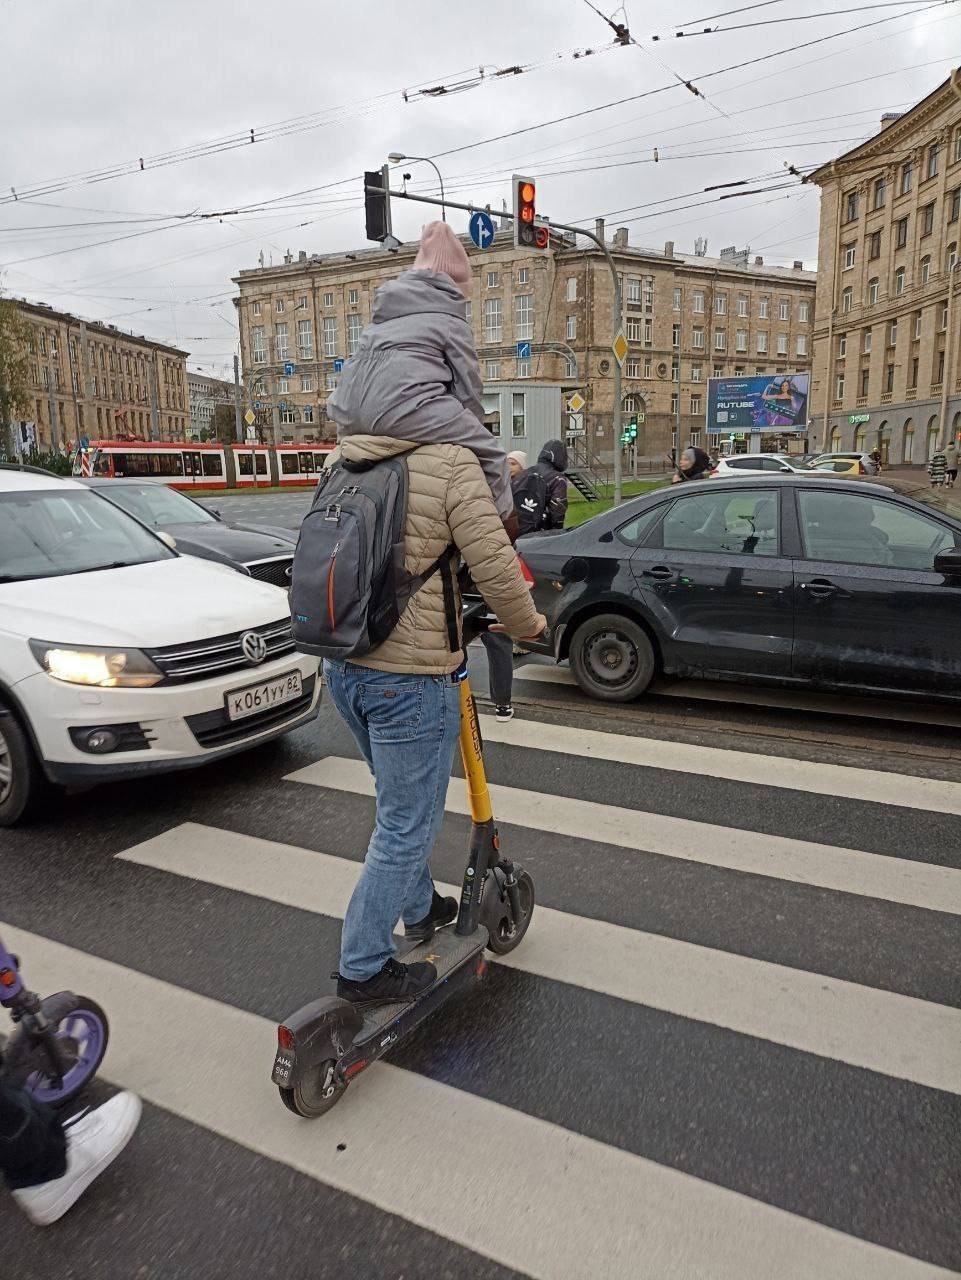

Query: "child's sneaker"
<box><xmin>495</xmin><ymin>704</ymin><xmax>515</xmax><ymax>722</ymax></box>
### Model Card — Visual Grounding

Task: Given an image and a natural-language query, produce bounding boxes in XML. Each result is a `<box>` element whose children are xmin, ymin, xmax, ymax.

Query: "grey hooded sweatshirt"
<box><xmin>327</xmin><ymin>269</ymin><xmax>513</xmax><ymax>518</ymax></box>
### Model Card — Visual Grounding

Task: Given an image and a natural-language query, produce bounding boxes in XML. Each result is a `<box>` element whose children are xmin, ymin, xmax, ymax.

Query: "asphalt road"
<box><xmin>200</xmin><ymin>490</ymin><xmax>313</xmax><ymax>530</ymax></box>
<box><xmin>3</xmin><ymin>673</ymin><xmax>960</xmax><ymax>1279</ymax></box>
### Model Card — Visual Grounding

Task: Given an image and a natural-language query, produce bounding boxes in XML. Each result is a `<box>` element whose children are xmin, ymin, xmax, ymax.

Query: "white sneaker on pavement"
<box><xmin>13</xmin><ymin>1091</ymin><xmax>142</xmax><ymax>1226</ymax></box>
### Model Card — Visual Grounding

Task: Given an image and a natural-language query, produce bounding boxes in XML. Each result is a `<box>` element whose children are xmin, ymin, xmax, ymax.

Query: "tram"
<box><xmin>72</xmin><ymin>440</ymin><xmax>334</xmax><ymax>489</ymax></box>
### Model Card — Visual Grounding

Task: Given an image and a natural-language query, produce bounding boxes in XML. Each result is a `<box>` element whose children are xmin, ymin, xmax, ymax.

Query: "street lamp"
<box><xmin>387</xmin><ymin>153</ymin><xmax>446</xmax><ymax>221</ymax></box>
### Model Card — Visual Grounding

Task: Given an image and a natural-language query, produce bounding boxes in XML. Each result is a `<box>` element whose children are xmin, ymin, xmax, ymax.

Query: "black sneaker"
<box><xmin>494</xmin><ymin>704</ymin><xmax>515</xmax><ymax>722</ymax></box>
<box><xmin>405</xmin><ymin>891</ymin><xmax>458</xmax><ymax>944</ymax></box>
<box><xmin>335</xmin><ymin>957</ymin><xmax>437</xmax><ymax>1005</ymax></box>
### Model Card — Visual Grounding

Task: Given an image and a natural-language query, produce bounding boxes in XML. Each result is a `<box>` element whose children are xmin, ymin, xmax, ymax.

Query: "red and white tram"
<box><xmin>72</xmin><ymin>440</ymin><xmax>334</xmax><ymax>490</ymax></box>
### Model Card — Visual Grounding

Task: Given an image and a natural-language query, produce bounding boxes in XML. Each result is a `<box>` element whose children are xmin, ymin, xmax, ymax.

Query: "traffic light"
<box><xmin>364</xmin><ymin>166</ymin><xmax>392</xmax><ymax>242</ymax></box>
<box><xmin>513</xmin><ymin>175</ymin><xmax>550</xmax><ymax>252</ymax></box>
<box><xmin>620</xmin><ymin>416</ymin><xmax>638</xmax><ymax>447</ymax></box>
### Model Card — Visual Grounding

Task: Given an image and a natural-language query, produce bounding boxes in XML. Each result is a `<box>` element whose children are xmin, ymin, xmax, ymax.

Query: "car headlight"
<box><xmin>29</xmin><ymin>641</ymin><xmax>163</xmax><ymax>688</ymax></box>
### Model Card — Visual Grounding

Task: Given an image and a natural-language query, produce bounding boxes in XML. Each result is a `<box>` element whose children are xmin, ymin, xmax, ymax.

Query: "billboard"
<box><xmin>707</xmin><ymin>373</ymin><xmax>809</xmax><ymax>432</ymax></box>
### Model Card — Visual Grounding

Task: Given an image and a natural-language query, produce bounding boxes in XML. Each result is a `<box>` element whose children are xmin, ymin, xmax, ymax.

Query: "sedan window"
<box><xmin>662</xmin><ymin>490</ymin><xmax>779</xmax><ymax>556</ymax></box>
<box><xmin>616</xmin><ymin>505</ymin><xmax>664</xmax><ymax>547</ymax></box>
<box><xmin>798</xmin><ymin>490</ymin><xmax>956</xmax><ymax>570</ymax></box>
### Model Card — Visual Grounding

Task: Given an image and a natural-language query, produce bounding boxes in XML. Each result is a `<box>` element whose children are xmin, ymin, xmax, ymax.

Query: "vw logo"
<box><xmin>284</xmin><ymin>563</ymin><xmax>293</xmax><ymax>581</ymax></box>
<box><xmin>240</xmin><ymin>631</ymin><xmax>268</xmax><ymax>665</ymax></box>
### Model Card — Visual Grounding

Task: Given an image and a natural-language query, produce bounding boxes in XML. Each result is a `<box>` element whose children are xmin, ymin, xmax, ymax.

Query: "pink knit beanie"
<box><xmin>413</xmin><ymin>221</ymin><xmax>472</xmax><ymax>296</ymax></box>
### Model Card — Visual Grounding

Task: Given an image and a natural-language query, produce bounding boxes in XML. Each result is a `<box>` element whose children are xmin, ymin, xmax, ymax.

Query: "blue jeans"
<box><xmin>323</xmin><ymin>661</ymin><xmax>462</xmax><ymax>980</ymax></box>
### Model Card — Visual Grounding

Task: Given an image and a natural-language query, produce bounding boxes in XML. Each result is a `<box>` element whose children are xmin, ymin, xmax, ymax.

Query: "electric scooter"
<box><xmin>0</xmin><ymin>933</ymin><xmax>109</xmax><ymax>1105</ymax></box>
<box><xmin>272</xmin><ymin>613</ymin><xmax>534</xmax><ymax>1118</ymax></box>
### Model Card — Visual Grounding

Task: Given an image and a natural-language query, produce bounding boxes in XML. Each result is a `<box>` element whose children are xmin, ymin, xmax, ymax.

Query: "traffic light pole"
<box><xmin>367</xmin><ymin>182</ymin><xmax>625</xmax><ymax>505</ymax></box>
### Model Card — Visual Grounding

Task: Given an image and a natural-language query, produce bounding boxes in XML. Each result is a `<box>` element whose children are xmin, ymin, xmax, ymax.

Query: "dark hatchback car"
<box><xmin>518</xmin><ymin>475</ymin><xmax>961</xmax><ymax>703</ymax></box>
<box><xmin>83</xmin><ymin>480</ymin><xmax>297</xmax><ymax>587</ymax></box>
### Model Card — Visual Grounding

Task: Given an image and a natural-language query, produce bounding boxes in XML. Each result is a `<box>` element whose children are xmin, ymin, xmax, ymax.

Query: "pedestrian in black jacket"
<box><xmin>530</xmin><ymin>439</ymin><xmax>569</xmax><ymax>529</ymax></box>
<box><xmin>672</xmin><ymin>447</ymin><xmax>713</xmax><ymax>483</ymax></box>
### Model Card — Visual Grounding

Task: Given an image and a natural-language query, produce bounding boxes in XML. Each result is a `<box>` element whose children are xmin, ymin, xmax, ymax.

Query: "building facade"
<box><xmin>233</xmin><ymin>233</ymin><xmax>814</xmax><ymax>466</ymax></box>
<box><xmin>810</xmin><ymin>70</ymin><xmax>961</xmax><ymax>464</ymax></box>
<box><xmin>9</xmin><ymin>300</ymin><xmax>189</xmax><ymax>453</ymax></box>
<box><xmin>187</xmin><ymin>371</ymin><xmax>234</xmax><ymax>439</ymax></box>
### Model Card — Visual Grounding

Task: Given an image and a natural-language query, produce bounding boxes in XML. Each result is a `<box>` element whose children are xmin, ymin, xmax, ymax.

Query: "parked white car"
<box><xmin>711</xmin><ymin>453</ymin><xmax>807</xmax><ymax>477</ymax></box>
<box><xmin>0</xmin><ymin>467</ymin><xmax>319</xmax><ymax>826</ymax></box>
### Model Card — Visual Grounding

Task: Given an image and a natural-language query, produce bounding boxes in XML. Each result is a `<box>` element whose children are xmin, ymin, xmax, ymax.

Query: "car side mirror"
<box><xmin>933</xmin><ymin>548</ymin><xmax>961</xmax><ymax>577</ymax></box>
<box><xmin>212</xmin><ymin>509</ymin><xmax>223</xmax><ymax>520</ymax></box>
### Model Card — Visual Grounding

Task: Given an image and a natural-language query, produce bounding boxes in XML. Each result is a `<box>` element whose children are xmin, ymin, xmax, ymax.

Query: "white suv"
<box><xmin>711</xmin><ymin>453</ymin><xmax>806</xmax><ymax>477</ymax></box>
<box><xmin>0</xmin><ymin>467</ymin><xmax>319</xmax><ymax>826</ymax></box>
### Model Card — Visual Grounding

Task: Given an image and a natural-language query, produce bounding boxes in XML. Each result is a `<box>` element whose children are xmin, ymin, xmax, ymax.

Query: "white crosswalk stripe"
<box><xmin>117</xmin><ymin>822</ymin><xmax>961</xmax><ymax>1094</ymax></box>
<box><xmin>285</xmin><ymin>756</ymin><xmax>961</xmax><ymax>915</ymax></box>
<box><xmin>5</xmin><ymin>922</ymin><xmax>956</xmax><ymax>1280</ymax></box>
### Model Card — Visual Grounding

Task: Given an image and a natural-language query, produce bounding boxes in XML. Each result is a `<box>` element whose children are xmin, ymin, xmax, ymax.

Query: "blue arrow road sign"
<box><xmin>283</xmin><ymin>361</ymin><xmax>296</xmax><ymax>376</ymax></box>
<box><xmin>469</xmin><ymin>210</ymin><xmax>495</xmax><ymax>250</ymax></box>
<box><xmin>278</xmin><ymin>401</ymin><xmax>287</xmax><ymax>412</ymax></box>
<box><xmin>333</xmin><ymin>359</ymin><xmax>344</xmax><ymax>373</ymax></box>
<box><xmin>254</xmin><ymin>400</ymin><xmax>263</xmax><ymax>411</ymax></box>
<box><xmin>516</xmin><ymin>341</ymin><xmax>532</xmax><ymax>360</ymax></box>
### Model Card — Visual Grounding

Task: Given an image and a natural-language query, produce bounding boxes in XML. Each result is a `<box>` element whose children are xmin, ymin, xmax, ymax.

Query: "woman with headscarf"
<box><xmin>672</xmin><ymin>446</ymin><xmax>713</xmax><ymax>483</ymax></box>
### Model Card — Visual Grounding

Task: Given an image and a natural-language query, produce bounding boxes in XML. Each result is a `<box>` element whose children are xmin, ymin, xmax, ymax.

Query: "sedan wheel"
<box><xmin>0</xmin><ymin>713</ymin><xmax>48</xmax><ymax>828</ymax></box>
<box><xmin>569</xmin><ymin>613</ymin><xmax>656</xmax><ymax>703</ymax></box>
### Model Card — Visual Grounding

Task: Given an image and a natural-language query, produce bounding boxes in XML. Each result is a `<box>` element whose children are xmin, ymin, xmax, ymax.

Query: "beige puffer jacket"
<box><xmin>326</xmin><ymin>435</ymin><xmax>542</xmax><ymax>675</ymax></box>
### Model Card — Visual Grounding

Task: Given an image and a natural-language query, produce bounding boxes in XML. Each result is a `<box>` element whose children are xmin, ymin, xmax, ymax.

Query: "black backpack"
<box><xmin>512</xmin><ymin>467</ymin><xmax>550</xmax><ymax>536</ymax></box>
<box><xmin>290</xmin><ymin>454</ymin><xmax>457</xmax><ymax>660</ymax></box>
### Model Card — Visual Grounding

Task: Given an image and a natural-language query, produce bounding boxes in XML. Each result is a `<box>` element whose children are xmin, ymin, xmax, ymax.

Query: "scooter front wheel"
<box><xmin>484</xmin><ymin>870</ymin><xmax>535</xmax><ymax>956</ymax></box>
<box><xmin>279</xmin><ymin>1059</ymin><xmax>346</xmax><ymax>1118</ymax></box>
<box><xmin>23</xmin><ymin>996</ymin><xmax>109</xmax><ymax>1106</ymax></box>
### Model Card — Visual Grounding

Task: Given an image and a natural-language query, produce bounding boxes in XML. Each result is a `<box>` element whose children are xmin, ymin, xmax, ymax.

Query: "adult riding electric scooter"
<box><xmin>0</xmin><ymin>932</ymin><xmax>109</xmax><ymax>1105</ymax></box>
<box><xmin>272</xmin><ymin>613</ymin><xmax>534</xmax><ymax>1118</ymax></box>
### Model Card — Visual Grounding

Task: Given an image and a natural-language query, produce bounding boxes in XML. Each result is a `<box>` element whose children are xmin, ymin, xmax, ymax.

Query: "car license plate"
<box><xmin>225</xmin><ymin>670</ymin><xmax>303</xmax><ymax>721</ymax></box>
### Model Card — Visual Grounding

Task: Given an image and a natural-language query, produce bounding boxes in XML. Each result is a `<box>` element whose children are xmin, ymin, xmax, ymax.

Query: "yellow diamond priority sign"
<box><xmin>244</xmin><ymin>410</ymin><xmax>256</xmax><ymax>426</ymax></box>
<box><xmin>568</xmin><ymin>391</ymin><xmax>586</xmax><ymax>414</ymax></box>
<box><xmin>612</xmin><ymin>330</ymin><xmax>628</xmax><ymax>367</ymax></box>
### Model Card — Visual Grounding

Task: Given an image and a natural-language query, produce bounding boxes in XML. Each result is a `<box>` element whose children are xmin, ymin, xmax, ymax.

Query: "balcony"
<box><xmin>831</xmin><ymin>399</ymin><xmax>843</xmax><ymax>409</ymax></box>
<box><xmin>932</xmin><ymin>382</ymin><xmax>944</xmax><ymax>395</ymax></box>
<box><xmin>855</xmin><ymin>396</ymin><xmax>868</xmax><ymax>407</ymax></box>
<box><xmin>906</xmin><ymin>387</ymin><xmax>917</xmax><ymax>400</ymax></box>
<box><xmin>880</xmin><ymin>392</ymin><xmax>893</xmax><ymax>404</ymax></box>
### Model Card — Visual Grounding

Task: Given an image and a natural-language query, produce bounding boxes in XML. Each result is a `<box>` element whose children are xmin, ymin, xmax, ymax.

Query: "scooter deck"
<box><xmin>351</xmin><ymin>926</ymin><xmax>488</xmax><ymax>1049</ymax></box>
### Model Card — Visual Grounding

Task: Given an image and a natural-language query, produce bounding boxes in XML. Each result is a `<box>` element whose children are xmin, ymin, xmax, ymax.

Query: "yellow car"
<box><xmin>809</xmin><ymin>453</ymin><xmax>879</xmax><ymax>477</ymax></box>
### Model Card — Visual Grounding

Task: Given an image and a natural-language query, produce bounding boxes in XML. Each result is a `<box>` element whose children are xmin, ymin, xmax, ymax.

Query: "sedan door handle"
<box><xmin>645</xmin><ymin>565</ymin><xmax>675</xmax><ymax>581</ymax></box>
<box><xmin>801</xmin><ymin>578</ymin><xmax>837</xmax><ymax>598</ymax></box>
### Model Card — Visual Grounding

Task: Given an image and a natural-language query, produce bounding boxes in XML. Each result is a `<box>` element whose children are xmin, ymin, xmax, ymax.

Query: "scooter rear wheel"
<box><xmin>278</xmin><ymin>1059</ymin><xmax>346</xmax><ymax>1118</ymax></box>
<box><xmin>483</xmin><ymin>870</ymin><xmax>535</xmax><ymax>956</ymax></box>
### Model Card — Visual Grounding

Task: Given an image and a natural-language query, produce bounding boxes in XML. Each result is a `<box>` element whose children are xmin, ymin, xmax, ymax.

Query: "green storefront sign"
<box><xmin>848</xmin><ymin>413</ymin><xmax>870</xmax><ymax>425</ymax></box>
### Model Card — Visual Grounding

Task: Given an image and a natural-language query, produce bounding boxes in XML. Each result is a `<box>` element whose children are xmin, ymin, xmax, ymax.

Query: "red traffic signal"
<box><xmin>513</xmin><ymin>174</ymin><xmax>549</xmax><ymax>253</ymax></box>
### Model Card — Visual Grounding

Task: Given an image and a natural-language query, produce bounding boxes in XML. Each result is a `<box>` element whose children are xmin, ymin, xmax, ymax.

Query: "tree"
<box><xmin>209</xmin><ymin>402</ymin><xmax>237</xmax><ymax>445</ymax></box>
<box><xmin>0</xmin><ymin>294</ymin><xmax>31</xmax><ymax>451</ymax></box>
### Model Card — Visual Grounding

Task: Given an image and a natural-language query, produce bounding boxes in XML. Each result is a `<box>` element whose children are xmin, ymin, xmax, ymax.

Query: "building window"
<box><xmin>673</xmin><ymin>287</ymin><xmax>682</xmax><ymax>311</ymax></box>
<box><xmin>644</xmin><ymin>318</ymin><xmax>653</xmax><ymax>344</ymax></box>
<box><xmin>940</xmin><ymin>302</ymin><xmax>949</xmax><ymax>330</ymax></box>
<box><xmin>714</xmin><ymin>329</ymin><xmax>726</xmax><ymax>351</ymax></box>
<box><xmin>511</xmin><ymin>393</ymin><xmax>526</xmax><ymax>437</ymax></box>
<box><xmin>302</xmin><ymin>375</ymin><xmax>314</xmax><ymax>392</ymax></box>
<box><xmin>640</xmin><ymin>357</ymin><xmax>651</xmax><ymax>378</ymax></box>
<box><xmin>921</xmin><ymin>202</ymin><xmax>935</xmax><ymax>237</ymax></box>
<box><xmin>735</xmin><ymin>329</ymin><xmax>747</xmax><ymax>352</ymax></box>
<box><xmin>758</xmin><ymin>296</ymin><xmax>769</xmax><ymax>319</ymax></box>
<box><xmin>274</xmin><ymin>298</ymin><xmax>287</xmax><ymax>314</ymax></box>
<box><xmin>860</xmin><ymin>368</ymin><xmax>870</xmax><ymax>397</ymax></box>
<box><xmin>280</xmin><ymin>407</ymin><xmax>298</xmax><ymax>425</ymax></box>
<box><xmin>626</xmin><ymin>357</ymin><xmax>641</xmax><ymax>378</ymax></box>
<box><xmin>322</xmin><ymin>317</ymin><xmax>338</xmax><ymax>357</ymax></box>
<box><xmin>516</xmin><ymin>359</ymin><xmax>531</xmax><ymax>378</ymax></box>
<box><xmin>566</xmin><ymin>315</ymin><xmax>577</xmax><ymax>341</ymax></box>
<box><xmin>325</xmin><ymin>373</ymin><xmax>338</xmax><ymax>391</ymax></box>
<box><xmin>348</xmin><ymin>289</ymin><xmax>359</xmax><ymax>306</ymax></box>
<box><xmin>516</xmin><ymin>267</ymin><xmax>529</xmax><ymax>285</ymax></box>
<box><xmin>895</xmin><ymin>217</ymin><xmax>908</xmax><ymax>250</ymax></box>
<box><xmin>955</xmin><ymin>128</ymin><xmax>961</xmax><ymax>163</ymax></box>
<box><xmin>644</xmin><ymin>281</ymin><xmax>654</xmax><ymax>308</ymax></box>
<box><xmin>486</xmin><ymin>360</ymin><xmax>500</xmax><ymax>380</ymax></box>
<box><xmin>900</xmin><ymin>160</ymin><xmax>913</xmax><ymax>196</ymax></box>
<box><xmin>910</xmin><ymin>356</ymin><xmax>919</xmax><ymax>388</ymax></box>
<box><xmin>671</xmin><ymin>357</ymin><xmax>680</xmax><ymax>381</ymax></box>
<box><xmin>777</xmin><ymin>333</ymin><xmax>788</xmax><ymax>356</ymax></box>
<box><xmin>672</xmin><ymin>323</ymin><xmax>681</xmax><ymax>348</ymax></box>
<box><xmin>323</xmin><ymin>292</ymin><xmax>334</xmax><ymax>308</ymax></box>
<box><xmin>692</xmin><ymin>290</ymin><xmax>704</xmax><ymax>313</ymax></box>
<box><xmin>691</xmin><ymin>362</ymin><xmax>702</xmax><ymax>381</ymax></box>
<box><xmin>915</xmin><ymin>311</ymin><xmax>923</xmax><ymax>339</ymax></box>
<box><xmin>948</xmin><ymin>242</ymin><xmax>958</xmax><ymax>272</ymax></box>
<box><xmin>845</xmin><ymin>190</ymin><xmax>859</xmax><ymax>222</ymax></box>
<box><xmin>885</xmin><ymin>363</ymin><xmax>895</xmax><ymax>393</ymax></box>
<box><xmin>297</xmin><ymin>295</ymin><xmax>308</xmax><ymax>310</ymax></box>
<box><xmin>297</xmin><ymin>318</ymin><xmax>313</xmax><ymax>359</ymax></box>
<box><xmin>274</xmin><ymin>323</ymin><xmax>289</xmax><ymax>359</ymax></box>
<box><xmin>796</xmin><ymin>335</ymin><xmax>808</xmax><ymax>357</ymax></box>
<box><xmin>736</xmin><ymin>295</ymin><xmax>749</xmax><ymax>318</ymax></box>
<box><xmin>515</xmin><ymin>294</ymin><xmax>534</xmax><ymax>340</ymax></box>
<box><xmin>713</xmin><ymin>365</ymin><xmax>724</xmax><ymax>378</ymax></box>
<box><xmin>778</xmin><ymin>299</ymin><xmax>791</xmax><ymax>322</ymax></box>
<box><xmin>926</xmin><ymin>144</ymin><xmax>940</xmax><ymax>181</ymax></box>
<box><xmin>868</xmin><ymin>230</ymin><xmax>881</xmax><ymax>261</ymax></box>
<box><xmin>873</xmin><ymin>176</ymin><xmax>886</xmax><ymax>210</ymax></box>
<box><xmin>487</xmin><ymin>271</ymin><xmax>500</xmax><ymax>289</ymax></box>
<box><xmin>838</xmin><ymin>334</ymin><xmax>847</xmax><ymax>358</ymax></box>
<box><xmin>252</xmin><ymin>301</ymin><xmax>262</xmax><ymax>317</ymax></box>
<box><xmin>920</xmin><ymin>255</ymin><xmax>931</xmax><ymax>285</ymax></box>
<box><xmin>627</xmin><ymin>277</ymin><xmax>641</xmax><ymax>304</ymax></box>
<box><xmin>936</xmin><ymin>349</ymin><xmax>945</xmax><ymax>383</ymax></box>
<box><xmin>757</xmin><ymin>331</ymin><xmax>768</xmax><ymax>354</ymax></box>
<box><xmin>895</xmin><ymin>267</ymin><xmax>906</xmax><ymax>296</ymax></box>
<box><xmin>864</xmin><ymin>329</ymin><xmax>872</xmax><ymax>354</ymax></box>
<box><xmin>690</xmin><ymin>394</ymin><xmax>702</xmax><ymax>415</ymax></box>
<box><xmin>692</xmin><ymin>326</ymin><xmax>704</xmax><ymax>349</ymax></box>
<box><xmin>278</xmin><ymin>377</ymin><xmax>289</xmax><ymax>395</ymax></box>
<box><xmin>671</xmin><ymin>393</ymin><xmax>679</xmax><ymax>415</ymax></box>
<box><xmin>868</xmin><ymin>277</ymin><xmax>880</xmax><ymax>304</ymax></box>
<box><xmin>836</xmin><ymin>374</ymin><xmax>845</xmax><ymax>399</ymax></box>
<box><xmin>347</xmin><ymin>314</ymin><xmax>363</xmax><ymax>355</ymax></box>
<box><xmin>950</xmin><ymin>188</ymin><xmax>961</xmax><ymax>222</ymax></box>
<box><xmin>889</xmin><ymin>320</ymin><xmax>898</xmax><ymax>346</ymax></box>
<box><xmin>303</xmin><ymin>406</ymin><xmax>314</xmax><ymax>423</ymax></box>
<box><xmin>252</xmin><ymin>327</ymin><xmax>267</xmax><ymax>363</ymax></box>
<box><xmin>715</xmin><ymin>294</ymin><xmax>727</xmax><ymax>315</ymax></box>
<box><xmin>565</xmin><ymin>355</ymin><xmax>577</xmax><ymax>378</ymax></box>
<box><xmin>566</xmin><ymin>277</ymin><xmax>577</xmax><ymax>302</ymax></box>
<box><xmin>484</xmin><ymin>298</ymin><xmax>502</xmax><ymax>343</ymax></box>
<box><xmin>627</xmin><ymin>317</ymin><xmax>642</xmax><ymax>341</ymax></box>
<box><xmin>841</xmin><ymin>286</ymin><xmax>853</xmax><ymax>313</ymax></box>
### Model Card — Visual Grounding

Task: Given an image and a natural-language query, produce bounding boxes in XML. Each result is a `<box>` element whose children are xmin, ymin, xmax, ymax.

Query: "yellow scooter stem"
<box><xmin>458</xmin><ymin>677</ymin><xmax>493</xmax><ymax>825</ymax></box>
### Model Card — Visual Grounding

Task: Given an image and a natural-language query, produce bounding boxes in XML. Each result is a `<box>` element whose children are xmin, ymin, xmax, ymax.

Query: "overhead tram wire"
<box><xmin>667</xmin><ymin>0</ymin><xmax>940</xmax><ymax>38</ymax></box>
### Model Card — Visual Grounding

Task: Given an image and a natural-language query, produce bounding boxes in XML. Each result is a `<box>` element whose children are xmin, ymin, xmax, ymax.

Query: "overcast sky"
<box><xmin>2</xmin><ymin>0</ymin><xmax>958</xmax><ymax>379</ymax></box>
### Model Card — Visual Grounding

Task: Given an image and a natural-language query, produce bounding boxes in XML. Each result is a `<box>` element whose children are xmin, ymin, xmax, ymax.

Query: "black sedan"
<box><xmin>518</xmin><ymin>475</ymin><xmax>961</xmax><ymax>703</ymax></box>
<box><xmin>83</xmin><ymin>480</ymin><xmax>297</xmax><ymax>587</ymax></box>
